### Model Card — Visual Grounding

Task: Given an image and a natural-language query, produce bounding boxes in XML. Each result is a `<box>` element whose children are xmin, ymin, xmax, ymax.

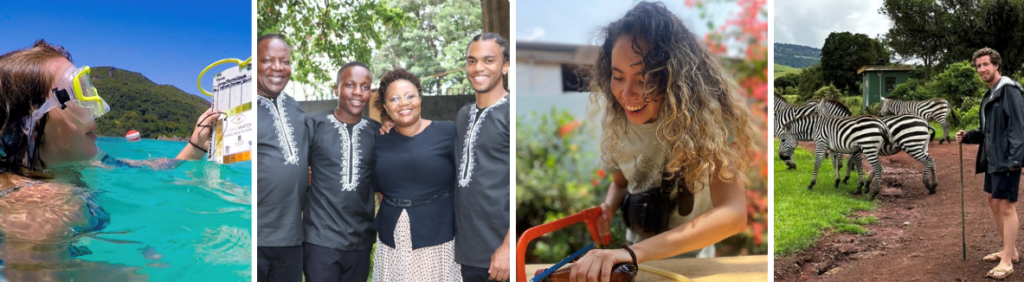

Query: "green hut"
<box><xmin>859</xmin><ymin>65</ymin><xmax>914</xmax><ymax>107</ymax></box>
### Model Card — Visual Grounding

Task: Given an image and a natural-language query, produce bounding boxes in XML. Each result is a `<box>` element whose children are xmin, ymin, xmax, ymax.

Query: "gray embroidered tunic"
<box><xmin>453</xmin><ymin>96</ymin><xmax>511</xmax><ymax>268</ymax></box>
<box><xmin>304</xmin><ymin>111</ymin><xmax>381</xmax><ymax>251</ymax></box>
<box><xmin>257</xmin><ymin>93</ymin><xmax>308</xmax><ymax>247</ymax></box>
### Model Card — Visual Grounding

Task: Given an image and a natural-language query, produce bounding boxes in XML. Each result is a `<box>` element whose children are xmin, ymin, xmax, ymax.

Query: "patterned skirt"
<box><xmin>372</xmin><ymin>209</ymin><xmax>462</xmax><ymax>282</ymax></box>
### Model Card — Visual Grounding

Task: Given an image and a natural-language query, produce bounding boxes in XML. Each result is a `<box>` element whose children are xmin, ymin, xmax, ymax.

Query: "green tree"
<box><xmin>796</xmin><ymin>64</ymin><xmax>826</xmax><ymax>102</ymax></box>
<box><xmin>370</xmin><ymin>0</ymin><xmax>483</xmax><ymax>96</ymax></box>
<box><xmin>881</xmin><ymin>0</ymin><xmax>1024</xmax><ymax>77</ymax></box>
<box><xmin>774</xmin><ymin>73</ymin><xmax>799</xmax><ymax>90</ymax></box>
<box><xmin>257</xmin><ymin>0</ymin><xmax>411</xmax><ymax>99</ymax></box>
<box><xmin>820</xmin><ymin>32</ymin><xmax>889</xmax><ymax>93</ymax></box>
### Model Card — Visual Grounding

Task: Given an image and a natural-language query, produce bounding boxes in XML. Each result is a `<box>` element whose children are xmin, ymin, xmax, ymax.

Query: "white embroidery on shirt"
<box><xmin>328</xmin><ymin>115</ymin><xmax>368</xmax><ymax>191</ymax></box>
<box><xmin>457</xmin><ymin>96</ymin><xmax>508</xmax><ymax>187</ymax></box>
<box><xmin>259</xmin><ymin>95</ymin><xmax>299</xmax><ymax>165</ymax></box>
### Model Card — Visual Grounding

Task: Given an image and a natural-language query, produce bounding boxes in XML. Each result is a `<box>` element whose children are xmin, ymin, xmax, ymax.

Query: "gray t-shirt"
<box><xmin>453</xmin><ymin>96</ymin><xmax>511</xmax><ymax>268</ymax></box>
<box><xmin>256</xmin><ymin>93</ymin><xmax>308</xmax><ymax>247</ymax></box>
<box><xmin>601</xmin><ymin>121</ymin><xmax>728</xmax><ymax>257</ymax></box>
<box><xmin>304</xmin><ymin>111</ymin><xmax>381</xmax><ymax>251</ymax></box>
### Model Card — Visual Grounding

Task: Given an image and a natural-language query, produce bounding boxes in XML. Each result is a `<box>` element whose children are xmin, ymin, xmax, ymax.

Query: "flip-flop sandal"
<box><xmin>984</xmin><ymin>252</ymin><xmax>1021</xmax><ymax>263</ymax></box>
<box><xmin>987</xmin><ymin>266</ymin><xmax>1014</xmax><ymax>279</ymax></box>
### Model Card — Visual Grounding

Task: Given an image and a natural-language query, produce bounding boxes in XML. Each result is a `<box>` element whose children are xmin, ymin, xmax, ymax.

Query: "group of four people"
<box><xmin>255</xmin><ymin>32</ymin><xmax>511</xmax><ymax>282</ymax></box>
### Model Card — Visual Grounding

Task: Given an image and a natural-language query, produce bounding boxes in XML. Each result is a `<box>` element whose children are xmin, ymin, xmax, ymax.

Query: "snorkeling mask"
<box><xmin>30</xmin><ymin>66</ymin><xmax>110</xmax><ymax>125</ymax></box>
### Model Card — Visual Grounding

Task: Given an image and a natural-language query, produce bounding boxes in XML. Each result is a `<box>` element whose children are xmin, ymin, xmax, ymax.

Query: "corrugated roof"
<box><xmin>857</xmin><ymin>65</ymin><xmax>915</xmax><ymax>74</ymax></box>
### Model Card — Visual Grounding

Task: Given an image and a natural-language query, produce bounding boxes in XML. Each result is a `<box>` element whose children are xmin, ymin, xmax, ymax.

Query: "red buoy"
<box><xmin>125</xmin><ymin>130</ymin><xmax>140</xmax><ymax>142</ymax></box>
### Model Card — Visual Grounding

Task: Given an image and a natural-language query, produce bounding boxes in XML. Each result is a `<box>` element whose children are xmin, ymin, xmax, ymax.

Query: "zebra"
<box><xmin>805</xmin><ymin>98</ymin><xmax>938</xmax><ymax>194</ymax></box>
<box><xmin>880</xmin><ymin>97</ymin><xmax>955</xmax><ymax>144</ymax></box>
<box><xmin>778</xmin><ymin>111</ymin><xmax>891</xmax><ymax>200</ymax></box>
<box><xmin>774</xmin><ymin>94</ymin><xmax>849</xmax><ymax>170</ymax></box>
<box><xmin>774</xmin><ymin>93</ymin><xmax>836</xmax><ymax>170</ymax></box>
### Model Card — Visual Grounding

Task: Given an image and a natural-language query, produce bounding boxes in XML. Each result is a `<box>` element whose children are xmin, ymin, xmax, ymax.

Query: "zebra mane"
<box><xmin>819</xmin><ymin>98</ymin><xmax>853</xmax><ymax>115</ymax></box>
<box><xmin>781</xmin><ymin>110</ymin><xmax>818</xmax><ymax>130</ymax></box>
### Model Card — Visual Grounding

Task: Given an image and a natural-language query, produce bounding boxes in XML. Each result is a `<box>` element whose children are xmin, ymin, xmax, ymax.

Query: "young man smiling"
<box><xmin>303</xmin><ymin>61</ymin><xmax>381</xmax><ymax>282</ymax></box>
<box><xmin>454</xmin><ymin>33</ymin><xmax>511</xmax><ymax>282</ymax></box>
<box><xmin>958</xmin><ymin>47</ymin><xmax>1024</xmax><ymax>280</ymax></box>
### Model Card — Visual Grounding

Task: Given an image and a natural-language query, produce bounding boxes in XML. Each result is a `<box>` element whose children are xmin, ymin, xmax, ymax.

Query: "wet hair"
<box><xmin>257</xmin><ymin>33</ymin><xmax>289</xmax><ymax>46</ymax></box>
<box><xmin>375</xmin><ymin>68</ymin><xmax>422</xmax><ymax>121</ymax></box>
<box><xmin>590</xmin><ymin>1</ymin><xmax>758</xmax><ymax>189</ymax></box>
<box><xmin>336</xmin><ymin>61</ymin><xmax>370</xmax><ymax>82</ymax></box>
<box><xmin>0</xmin><ymin>39</ymin><xmax>75</xmax><ymax>176</ymax></box>
<box><xmin>973</xmin><ymin>47</ymin><xmax>1002</xmax><ymax>67</ymax></box>
<box><xmin>467</xmin><ymin>33</ymin><xmax>510</xmax><ymax>63</ymax></box>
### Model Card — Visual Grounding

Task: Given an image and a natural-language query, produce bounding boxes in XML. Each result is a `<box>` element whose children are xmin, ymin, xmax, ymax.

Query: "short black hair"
<box><xmin>375</xmin><ymin>68</ymin><xmax>423</xmax><ymax>121</ymax></box>
<box><xmin>337</xmin><ymin>61</ymin><xmax>371</xmax><ymax>81</ymax></box>
<box><xmin>258</xmin><ymin>33</ymin><xmax>289</xmax><ymax>46</ymax></box>
<box><xmin>467</xmin><ymin>33</ymin><xmax>509</xmax><ymax>63</ymax></box>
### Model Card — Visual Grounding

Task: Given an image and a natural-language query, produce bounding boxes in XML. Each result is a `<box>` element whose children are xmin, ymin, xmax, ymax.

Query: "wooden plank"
<box><xmin>524</xmin><ymin>255</ymin><xmax>769</xmax><ymax>282</ymax></box>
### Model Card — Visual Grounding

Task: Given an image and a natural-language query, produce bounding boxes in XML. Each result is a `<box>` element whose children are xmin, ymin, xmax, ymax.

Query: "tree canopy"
<box><xmin>820</xmin><ymin>32</ymin><xmax>889</xmax><ymax>93</ymax></box>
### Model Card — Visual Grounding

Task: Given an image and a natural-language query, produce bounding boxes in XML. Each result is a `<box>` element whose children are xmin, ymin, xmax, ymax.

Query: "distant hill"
<box><xmin>775</xmin><ymin>43</ymin><xmax>821</xmax><ymax>68</ymax></box>
<box><xmin>91</xmin><ymin>67</ymin><xmax>211</xmax><ymax>139</ymax></box>
<box><xmin>774</xmin><ymin>63</ymin><xmax>801</xmax><ymax>77</ymax></box>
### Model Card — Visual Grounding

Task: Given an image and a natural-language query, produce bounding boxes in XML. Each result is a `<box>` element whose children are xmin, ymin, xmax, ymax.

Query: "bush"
<box><xmin>888</xmin><ymin>78</ymin><xmax>934</xmax><ymax>101</ymax></box>
<box><xmin>782</xmin><ymin>95</ymin><xmax>800</xmax><ymax>104</ymax></box>
<box><xmin>839</xmin><ymin>96</ymin><xmax>863</xmax><ymax>115</ymax></box>
<box><xmin>956</xmin><ymin>105</ymin><xmax>980</xmax><ymax>129</ymax></box>
<box><xmin>930</xmin><ymin>61</ymin><xmax>987</xmax><ymax>109</ymax></box>
<box><xmin>813</xmin><ymin>84</ymin><xmax>843</xmax><ymax>99</ymax></box>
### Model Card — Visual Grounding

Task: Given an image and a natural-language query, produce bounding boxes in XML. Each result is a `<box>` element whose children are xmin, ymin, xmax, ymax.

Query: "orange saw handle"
<box><xmin>516</xmin><ymin>206</ymin><xmax>612</xmax><ymax>282</ymax></box>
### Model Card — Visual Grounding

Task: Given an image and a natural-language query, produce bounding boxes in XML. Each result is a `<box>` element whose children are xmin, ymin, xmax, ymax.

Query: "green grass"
<box><xmin>774</xmin><ymin>63</ymin><xmax>802</xmax><ymax>78</ymax></box>
<box><xmin>773</xmin><ymin>140</ymin><xmax>876</xmax><ymax>255</ymax></box>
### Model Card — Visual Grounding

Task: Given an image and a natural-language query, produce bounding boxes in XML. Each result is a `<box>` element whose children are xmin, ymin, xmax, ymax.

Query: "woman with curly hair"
<box><xmin>569</xmin><ymin>2</ymin><xmax>759</xmax><ymax>281</ymax></box>
<box><xmin>371</xmin><ymin>68</ymin><xmax>461</xmax><ymax>281</ymax></box>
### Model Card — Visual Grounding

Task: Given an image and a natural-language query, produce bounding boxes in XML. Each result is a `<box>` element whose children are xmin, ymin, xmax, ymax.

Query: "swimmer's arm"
<box><xmin>629</xmin><ymin>167</ymin><xmax>747</xmax><ymax>263</ymax></box>
<box><xmin>94</xmin><ymin>155</ymin><xmax>182</xmax><ymax>170</ymax></box>
<box><xmin>176</xmin><ymin>109</ymin><xmax>222</xmax><ymax>160</ymax></box>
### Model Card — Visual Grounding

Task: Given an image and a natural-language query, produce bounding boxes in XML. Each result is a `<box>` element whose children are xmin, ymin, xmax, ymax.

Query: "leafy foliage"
<box><xmin>91</xmin><ymin>67</ymin><xmax>211</xmax><ymax>139</ymax></box>
<box><xmin>813</xmin><ymin>84</ymin><xmax>842</xmax><ymax>100</ymax></box>
<box><xmin>796</xmin><ymin>64</ymin><xmax>827</xmax><ymax>102</ymax></box>
<box><xmin>369</xmin><ymin>0</ymin><xmax>484</xmax><ymax>96</ymax></box>
<box><xmin>881</xmin><ymin>0</ymin><xmax>1024</xmax><ymax>78</ymax></box>
<box><xmin>515</xmin><ymin>109</ymin><xmax>628</xmax><ymax>263</ymax></box>
<box><xmin>820</xmin><ymin>32</ymin><xmax>889</xmax><ymax>93</ymax></box>
<box><xmin>930</xmin><ymin>61</ymin><xmax>987</xmax><ymax>111</ymax></box>
<box><xmin>887</xmin><ymin>78</ymin><xmax>934</xmax><ymax>101</ymax></box>
<box><xmin>257</xmin><ymin>0</ymin><xmax>411</xmax><ymax>99</ymax></box>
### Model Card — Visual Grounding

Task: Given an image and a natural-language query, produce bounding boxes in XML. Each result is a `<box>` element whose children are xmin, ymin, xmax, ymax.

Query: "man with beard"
<box><xmin>958</xmin><ymin>47</ymin><xmax>1024</xmax><ymax>280</ymax></box>
<box><xmin>256</xmin><ymin>34</ymin><xmax>308</xmax><ymax>282</ymax></box>
<box><xmin>454</xmin><ymin>33</ymin><xmax>511</xmax><ymax>282</ymax></box>
<box><xmin>303</xmin><ymin>62</ymin><xmax>380</xmax><ymax>281</ymax></box>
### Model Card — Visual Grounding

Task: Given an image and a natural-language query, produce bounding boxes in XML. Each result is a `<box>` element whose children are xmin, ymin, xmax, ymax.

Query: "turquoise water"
<box><xmin>67</xmin><ymin>137</ymin><xmax>251</xmax><ymax>281</ymax></box>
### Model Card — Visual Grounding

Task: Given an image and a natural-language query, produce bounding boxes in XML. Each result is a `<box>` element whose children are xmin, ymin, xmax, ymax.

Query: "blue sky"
<box><xmin>0</xmin><ymin>1</ymin><xmax>252</xmax><ymax>100</ymax></box>
<box><xmin>517</xmin><ymin>0</ymin><xmax>744</xmax><ymax>55</ymax></box>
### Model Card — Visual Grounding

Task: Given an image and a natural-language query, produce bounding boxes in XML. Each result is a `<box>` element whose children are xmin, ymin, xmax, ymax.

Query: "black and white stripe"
<box><xmin>881</xmin><ymin>97</ymin><xmax>952</xmax><ymax>144</ymax></box>
<box><xmin>778</xmin><ymin>112</ymin><xmax>891</xmax><ymax>200</ymax></box>
<box><xmin>814</xmin><ymin>99</ymin><xmax>938</xmax><ymax>194</ymax></box>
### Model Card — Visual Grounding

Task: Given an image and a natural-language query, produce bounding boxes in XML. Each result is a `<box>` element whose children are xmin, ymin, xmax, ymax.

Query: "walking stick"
<box><xmin>960</xmin><ymin>141</ymin><xmax>966</xmax><ymax>261</ymax></box>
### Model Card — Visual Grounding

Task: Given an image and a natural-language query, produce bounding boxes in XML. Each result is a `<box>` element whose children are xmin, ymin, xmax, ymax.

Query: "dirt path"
<box><xmin>774</xmin><ymin>141</ymin><xmax>1024</xmax><ymax>281</ymax></box>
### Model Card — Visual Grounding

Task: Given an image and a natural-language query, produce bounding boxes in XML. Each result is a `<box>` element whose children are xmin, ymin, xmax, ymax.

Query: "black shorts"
<box><xmin>984</xmin><ymin>171</ymin><xmax>1022</xmax><ymax>203</ymax></box>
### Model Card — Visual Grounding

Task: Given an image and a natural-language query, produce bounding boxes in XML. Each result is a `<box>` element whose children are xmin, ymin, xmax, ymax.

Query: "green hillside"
<box><xmin>90</xmin><ymin>67</ymin><xmax>211</xmax><ymax>139</ymax></box>
<box><xmin>774</xmin><ymin>63</ymin><xmax>802</xmax><ymax>77</ymax></box>
<box><xmin>775</xmin><ymin>43</ymin><xmax>821</xmax><ymax>68</ymax></box>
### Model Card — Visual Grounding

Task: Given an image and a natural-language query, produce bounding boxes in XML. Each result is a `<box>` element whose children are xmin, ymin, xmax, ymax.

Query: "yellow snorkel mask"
<box><xmin>31</xmin><ymin>65</ymin><xmax>110</xmax><ymax>125</ymax></box>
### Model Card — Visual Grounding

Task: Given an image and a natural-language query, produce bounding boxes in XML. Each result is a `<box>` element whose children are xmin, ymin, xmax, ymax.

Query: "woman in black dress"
<box><xmin>371</xmin><ymin>68</ymin><xmax>461</xmax><ymax>281</ymax></box>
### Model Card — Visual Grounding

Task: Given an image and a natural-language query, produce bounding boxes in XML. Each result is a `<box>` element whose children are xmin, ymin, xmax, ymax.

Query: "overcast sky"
<box><xmin>517</xmin><ymin>0</ymin><xmax>739</xmax><ymax>47</ymax></box>
<box><xmin>773</xmin><ymin>0</ymin><xmax>892</xmax><ymax>48</ymax></box>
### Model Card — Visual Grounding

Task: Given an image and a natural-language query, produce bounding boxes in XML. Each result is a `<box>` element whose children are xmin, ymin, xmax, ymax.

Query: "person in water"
<box><xmin>0</xmin><ymin>40</ymin><xmax>218</xmax><ymax>280</ymax></box>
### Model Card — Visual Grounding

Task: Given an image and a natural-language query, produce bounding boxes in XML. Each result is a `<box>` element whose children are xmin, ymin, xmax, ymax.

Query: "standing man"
<box><xmin>957</xmin><ymin>47</ymin><xmax>1024</xmax><ymax>280</ymax></box>
<box><xmin>454</xmin><ymin>33</ymin><xmax>511</xmax><ymax>282</ymax></box>
<box><xmin>303</xmin><ymin>62</ymin><xmax>380</xmax><ymax>282</ymax></box>
<box><xmin>256</xmin><ymin>33</ymin><xmax>308</xmax><ymax>282</ymax></box>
